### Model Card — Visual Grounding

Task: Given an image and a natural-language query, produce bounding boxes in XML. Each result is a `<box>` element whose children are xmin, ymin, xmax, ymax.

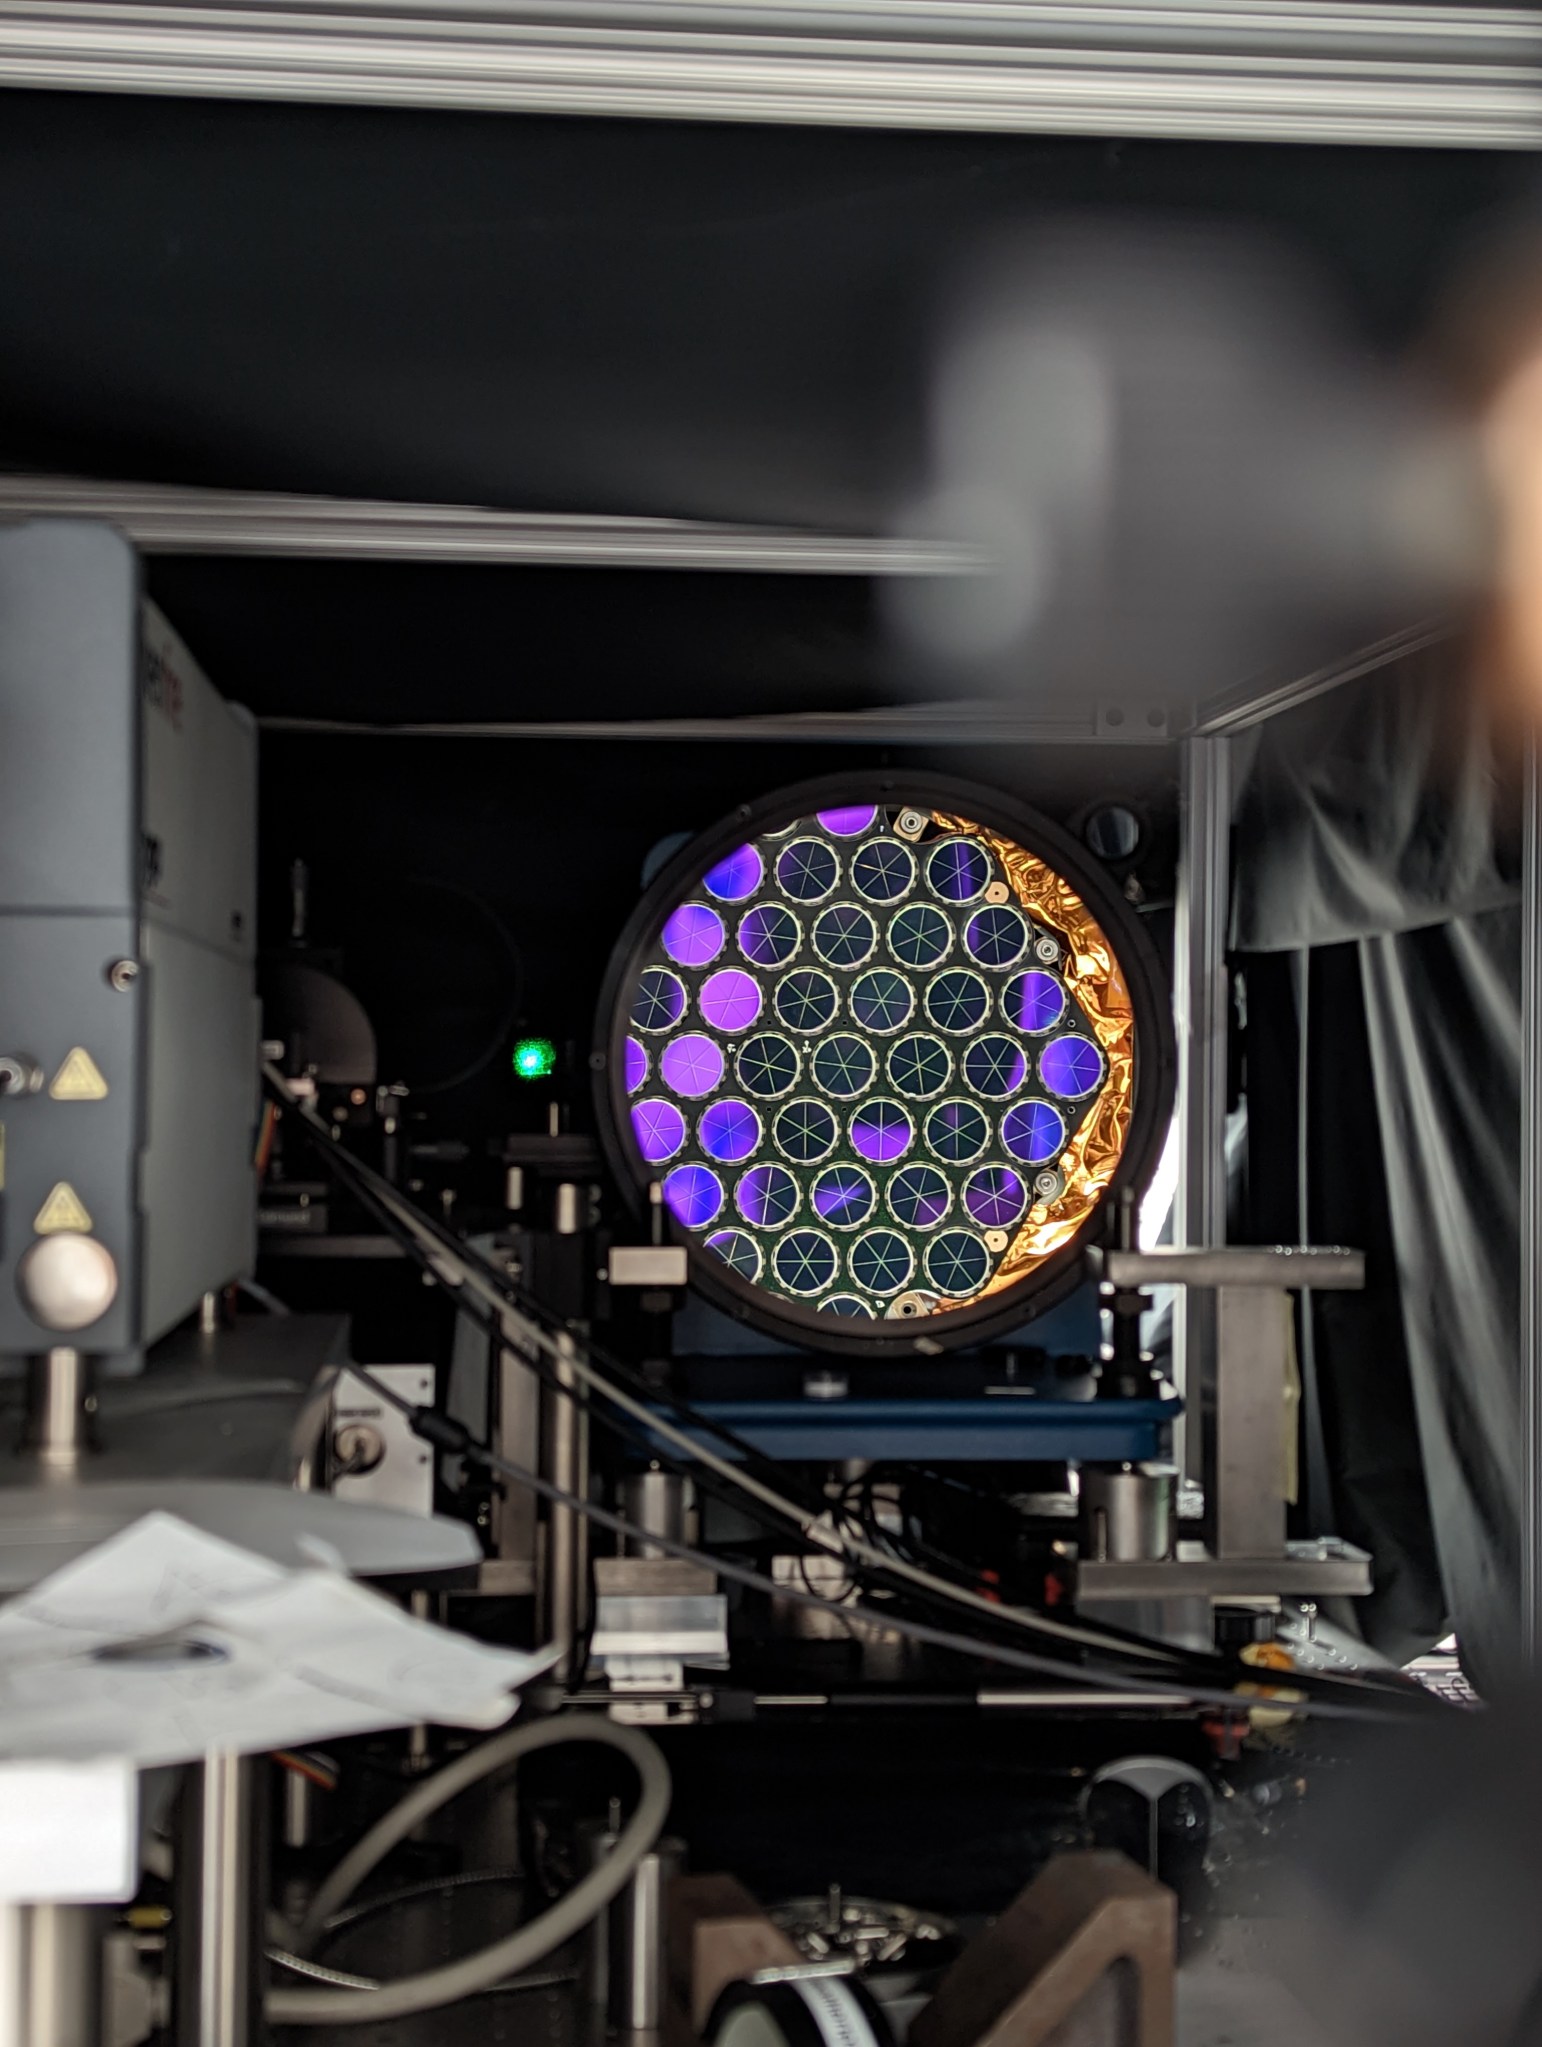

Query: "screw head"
<box><xmin>896</xmin><ymin>809</ymin><xmax>928</xmax><ymax>839</ymax></box>
<box><xmin>887</xmin><ymin>1289</ymin><xmax>937</xmax><ymax>1320</ymax></box>
<box><xmin>1034</xmin><ymin>1168</ymin><xmax>1065</xmax><ymax>1200</ymax></box>
<box><xmin>1034</xmin><ymin>936</ymin><xmax>1060</xmax><ymax>964</ymax></box>
<box><xmin>107</xmin><ymin>959</ymin><xmax>140</xmax><ymax>992</ymax></box>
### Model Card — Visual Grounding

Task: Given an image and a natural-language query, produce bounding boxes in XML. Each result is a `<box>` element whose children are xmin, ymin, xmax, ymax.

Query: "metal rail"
<box><xmin>1523</xmin><ymin>730</ymin><xmax>1542</xmax><ymax>1666</ymax></box>
<box><xmin>1097</xmin><ymin>1244</ymin><xmax>1365</xmax><ymax>1290</ymax></box>
<box><xmin>0</xmin><ymin>2</ymin><xmax>1538</xmax><ymax>146</ymax></box>
<box><xmin>1172</xmin><ymin>734</ymin><xmax>1232</xmax><ymax>1480</ymax></box>
<box><xmin>0</xmin><ymin>478</ymin><xmax>1448</xmax><ymax>746</ymax></box>
<box><xmin>257</xmin><ymin>702</ymin><xmax>1160</xmax><ymax>743</ymax></box>
<box><xmin>1193</xmin><ymin>617</ymin><xmax>1455</xmax><ymax>736</ymax></box>
<box><xmin>0</xmin><ymin>476</ymin><xmax>985</xmax><ymax>578</ymax></box>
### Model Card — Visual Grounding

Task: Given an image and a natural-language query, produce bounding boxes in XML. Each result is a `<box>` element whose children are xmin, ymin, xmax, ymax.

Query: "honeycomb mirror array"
<box><xmin>620</xmin><ymin>804</ymin><xmax>1110</xmax><ymax>1322</ymax></box>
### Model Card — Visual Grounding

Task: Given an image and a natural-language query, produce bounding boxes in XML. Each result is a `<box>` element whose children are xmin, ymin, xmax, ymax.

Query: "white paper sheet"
<box><xmin>0</xmin><ymin>1513</ymin><xmax>555</xmax><ymax>1766</ymax></box>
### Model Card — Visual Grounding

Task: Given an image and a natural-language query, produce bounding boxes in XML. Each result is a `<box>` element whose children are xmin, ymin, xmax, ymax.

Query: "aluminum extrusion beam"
<box><xmin>0</xmin><ymin>476</ymin><xmax>984</xmax><ymax>577</ymax></box>
<box><xmin>1076</xmin><ymin>1537</ymin><xmax>1373</xmax><ymax>1600</ymax></box>
<box><xmin>1097</xmin><ymin>1245</ymin><xmax>1365</xmax><ymax>1290</ymax></box>
<box><xmin>1524</xmin><ymin>731</ymin><xmax>1542</xmax><ymax>1667</ymax></box>
<box><xmin>0</xmin><ymin>3</ymin><xmax>1538</xmax><ymax>147</ymax></box>
<box><xmin>1172</xmin><ymin>735</ymin><xmax>1231</xmax><ymax>1478</ymax></box>
<box><xmin>258</xmin><ymin>704</ymin><xmax>1161</xmax><ymax>743</ymax></box>
<box><xmin>1192</xmin><ymin>618</ymin><xmax>1455</xmax><ymax>736</ymax></box>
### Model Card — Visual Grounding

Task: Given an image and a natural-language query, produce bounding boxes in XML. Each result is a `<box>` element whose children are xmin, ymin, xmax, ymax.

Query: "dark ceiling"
<box><xmin>0</xmin><ymin>88</ymin><xmax>1531</xmax><ymax>535</ymax></box>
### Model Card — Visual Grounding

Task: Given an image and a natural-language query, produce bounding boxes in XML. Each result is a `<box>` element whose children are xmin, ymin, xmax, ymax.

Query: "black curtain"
<box><xmin>1232</xmin><ymin>648</ymin><xmax>1523</xmax><ymax>1679</ymax></box>
<box><xmin>1240</xmin><ymin>944</ymin><xmax>1445</xmax><ymax>1663</ymax></box>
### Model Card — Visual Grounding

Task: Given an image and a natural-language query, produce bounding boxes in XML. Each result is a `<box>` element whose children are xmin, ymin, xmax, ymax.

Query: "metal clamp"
<box><xmin>1091</xmin><ymin>1245</ymin><xmax>1364</xmax><ymax>1291</ymax></box>
<box><xmin>1080</xmin><ymin>1242</ymin><xmax>1372</xmax><ymax>1604</ymax></box>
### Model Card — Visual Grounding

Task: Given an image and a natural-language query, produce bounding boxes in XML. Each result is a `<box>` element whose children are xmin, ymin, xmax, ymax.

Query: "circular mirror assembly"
<box><xmin>593</xmin><ymin>776</ymin><xmax>1173</xmax><ymax>1357</ymax></box>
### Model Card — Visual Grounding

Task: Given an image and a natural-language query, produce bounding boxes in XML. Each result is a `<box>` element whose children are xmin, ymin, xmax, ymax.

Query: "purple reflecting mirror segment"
<box><xmin>704</xmin><ymin>843</ymin><xmax>765</xmax><ymax>902</ymax></box>
<box><xmin>817</xmin><ymin>804</ymin><xmax>879</xmax><ymax>838</ymax></box>
<box><xmin>660</xmin><ymin>1033</ymin><xmax>726</xmax><ymax>1097</ymax></box>
<box><xmin>631</xmin><ymin>1097</ymin><xmax>686</xmax><ymax>1165</ymax></box>
<box><xmin>1039</xmin><ymin>1036</ymin><xmax>1104</xmax><ymax>1099</ymax></box>
<box><xmin>661</xmin><ymin>901</ymin><xmax>726</xmax><ymax>968</ymax></box>
<box><xmin>699</xmin><ymin>967</ymin><xmax>764</xmax><ymax>1033</ymax></box>
<box><xmin>662</xmin><ymin>1163</ymin><xmax>724</xmax><ymax>1228</ymax></box>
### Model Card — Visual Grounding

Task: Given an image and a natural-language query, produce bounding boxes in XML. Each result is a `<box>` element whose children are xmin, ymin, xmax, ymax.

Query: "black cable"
<box><xmin>318</xmin><ymin>1120</ymin><xmax>1441</xmax><ymax>1714</ymax></box>
<box><xmin>308</xmin><ymin>1110</ymin><xmax>831</xmax><ymax>1523</ymax></box>
<box><xmin>272</xmin><ymin>1082</ymin><xmax>1443</xmax><ymax>1716</ymax></box>
<box><xmin>300</xmin><ymin>1119</ymin><xmax>1233</xmax><ymax>1675</ymax></box>
<box><xmin>311</xmin><ymin>1106</ymin><xmax>1438</xmax><ymax>1713</ymax></box>
<box><xmin>294</xmin><ymin>1110</ymin><xmax>1169</xmax><ymax>1677</ymax></box>
<box><xmin>353</xmin><ymin>1186</ymin><xmax>1223</xmax><ymax>1670</ymax></box>
<box><xmin>318</xmin><ymin>1869</ymin><xmax>522</xmax><ymax>1942</ymax></box>
<box><xmin>352</xmin><ymin>1361</ymin><xmax>1439</xmax><ymax>1723</ymax></box>
<box><xmin>314</xmin><ymin>1144</ymin><xmax>978</xmax><ymax>1628</ymax></box>
<box><xmin>306</xmin><ymin>1131</ymin><xmax>1232</xmax><ymax>1679</ymax></box>
<box><xmin>300</xmin><ymin>1129</ymin><xmax>841</xmax><ymax>1557</ymax></box>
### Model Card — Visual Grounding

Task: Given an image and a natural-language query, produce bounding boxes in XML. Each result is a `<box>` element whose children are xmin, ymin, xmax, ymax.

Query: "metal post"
<box><xmin>20</xmin><ymin>1907</ymin><xmax>103</xmax><ymax>2047</ymax></box>
<box><xmin>1174</xmin><ymin>735</ymin><xmax>1232</xmax><ymax>1490</ymax></box>
<box><xmin>544</xmin><ymin>1331</ymin><xmax>590</xmax><ymax>1679</ymax></box>
<box><xmin>280</xmin><ymin>1770</ymin><xmax>312</xmax><ymax>1852</ymax></box>
<box><xmin>176</xmin><ymin>1752</ymin><xmax>263</xmax><ymax>2047</ymax></box>
<box><xmin>542</xmin><ymin>1183</ymin><xmax>590</xmax><ymax>1680</ymax></box>
<box><xmin>21</xmin><ymin>1350</ymin><xmax>94</xmax><ymax>1468</ymax></box>
<box><xmin>407</xmin><ymin>1590</ymin><xmax>432</xmax><ymax>1770</ymax></box>
<box><xmin>0</xmin><ymin>1906</ymin><xmax>23</xmax><ymax>2047</ymax></box>
<box><xmin>578</xmin><ymin>1809</ymin><xmax>621</xmax><ymax>2011</ymax></box>
<box><xmin>488</xmin><ymin>1311</ymin><xmax>540</xmax><ymax>1584</ymax></box>
<box><xmin>1522</xmin><ymin>731</ymin><xmax>1542</xmax><ymax>1667</ymax></box>
<box><xmin>611</xmin><ymin>1838</ymin><xmax>685</xmax><ymax>2034</ymax></box>
<box><xmin>623</xmin><ymin>1469</ymin><xmax>685</xmax><ymax>1560</ymax></box>
<box><xmin>1213</xmin><ymin>1289</ymin><xmax>1291</xmax><ymax>1557</ymax></box>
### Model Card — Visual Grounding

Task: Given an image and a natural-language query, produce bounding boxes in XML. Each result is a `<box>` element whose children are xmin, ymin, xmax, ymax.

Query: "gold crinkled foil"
<box><xmin>929</xmin><ymin>811</ymin><xmax>1136</xmax><ymax>1311</ymax></box>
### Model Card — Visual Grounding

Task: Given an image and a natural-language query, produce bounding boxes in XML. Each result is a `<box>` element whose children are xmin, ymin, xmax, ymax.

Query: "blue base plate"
<box><xmin>646</xmin><ymin>1392</ymin><xmax>1181</xmax><ymax>1464</ymax></box>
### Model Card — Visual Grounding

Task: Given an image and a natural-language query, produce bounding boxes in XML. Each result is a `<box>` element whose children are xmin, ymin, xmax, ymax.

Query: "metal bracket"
<box><xmin>1077</xmin><ymin>1538</ymin><xmax>1372</xmax><ymax>1602</ymax></box>
<box><xmin>1084</xmin><ymin>1243</ymin><xmax>1369</xmax><ymax>1593</ymax></box>
<box><xmin>1093</xmin><ymin>1245</ymin><xmax>1364</xmax><ymax>1291</ymax></box>
<box><xmin>606</xmin><ymin>1245</ymin><xmax>688</xmax><ymax>1288</ymax></box>
<box><xmin>590</xmin><ymin>1557</ymin><xmax>729</xmax><ymax>1693</ymax></box>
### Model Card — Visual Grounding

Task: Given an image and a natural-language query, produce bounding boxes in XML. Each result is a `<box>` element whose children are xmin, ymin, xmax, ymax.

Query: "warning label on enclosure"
<box><xmin>49</xmin><ymin>1049</ymin><xmax>108</xmax><ymax>1102</ymax></box>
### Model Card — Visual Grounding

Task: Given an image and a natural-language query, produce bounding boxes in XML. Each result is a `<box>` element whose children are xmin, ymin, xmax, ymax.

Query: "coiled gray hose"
<box><xmin>266</xmin><ymin>1716</ymin><xmax>671</xmax><ymax>2026</ymax></box>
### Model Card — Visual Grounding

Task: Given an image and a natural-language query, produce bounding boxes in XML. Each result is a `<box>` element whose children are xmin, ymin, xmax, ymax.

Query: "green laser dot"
<box><xmin>513</xmin><ymin>1037</ymin><xmax>557</xmax><ymax>1080</ymax></box>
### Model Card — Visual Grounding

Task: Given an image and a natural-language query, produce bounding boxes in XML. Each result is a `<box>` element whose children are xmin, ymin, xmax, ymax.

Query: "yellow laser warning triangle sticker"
<box><xmin>34</xmin><ymin>1182</ymin><xmax>92</xmax><ymax>1234</ymax></box>
<box><xmin>49</xmin><ymin>1048</ymin><xmax>108</xmax><ymax>1101</ymax></box>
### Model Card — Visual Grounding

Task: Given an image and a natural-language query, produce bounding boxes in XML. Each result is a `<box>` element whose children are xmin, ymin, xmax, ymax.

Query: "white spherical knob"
<box><xmin>17</xmin><ymin>1233</ymin><xmax>119</xmax><ymax>1333</ymax></box>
